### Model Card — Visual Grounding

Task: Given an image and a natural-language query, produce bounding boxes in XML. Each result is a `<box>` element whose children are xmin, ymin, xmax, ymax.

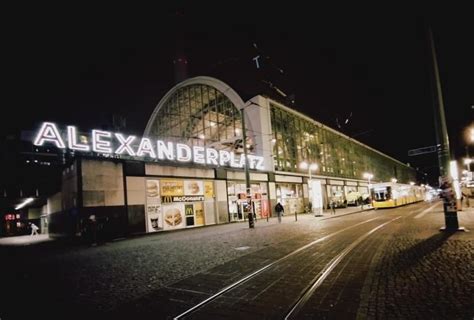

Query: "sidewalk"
<box><xmin>0</xmin><ymin>206</ymin><xmax>372</xmax><ymax>247</ymax></box>
<box><xmin>267</xmin><ymin>204</ymin><xmax>372</xmax><ymax>224</ymax></box>
<box><xmin>0</xmin><ymin>234</ymin><xmax>52</xmax><ymax>246</ymax></box>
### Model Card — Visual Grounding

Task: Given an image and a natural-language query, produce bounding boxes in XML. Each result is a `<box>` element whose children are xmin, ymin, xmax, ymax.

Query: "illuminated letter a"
<box><xmin>33</xmin><ymin>122</ymin><xmax>65</xmax><ymax>148</ymax></box>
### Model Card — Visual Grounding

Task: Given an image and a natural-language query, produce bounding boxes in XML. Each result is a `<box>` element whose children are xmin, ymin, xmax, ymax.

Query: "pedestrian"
<box><xmin>30</xmin><ymin>222</ymin><xmax>39</xmax><ymax>236</ymax></box>
<box><xmin>88</xmin><ymin>214</ymin><xmax>98</xmax><ymax>246</ymax></box>
<box><xmin>330</xmin><ymin>199</ymin><xmax>336</xmax><ymax>215</ymax></box>
<box><xmin>359</xmin><ymin>196</ymin><xmax>364</xmax><ymax>210</ymax></box>
<box><xmin>275</xmin><ymin>202</ymin><xmax>284</xmax><ymax>223</ymax></box>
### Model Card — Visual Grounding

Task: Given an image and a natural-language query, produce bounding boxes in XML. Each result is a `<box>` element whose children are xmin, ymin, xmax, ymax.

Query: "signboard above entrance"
<box><xmin>33</xmin><ymin>122</ymin><xmax>265</xmax><ymax>170</ymax></box>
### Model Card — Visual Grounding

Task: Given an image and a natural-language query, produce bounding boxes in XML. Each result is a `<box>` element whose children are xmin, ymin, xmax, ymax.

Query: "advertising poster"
<box><xmin>204</xmin><ymin>181</ymin><xmax>214</xmax><ymax>199</ymax></box>
<box><xmin>146</xmin><ymin>180</ymin><xmax>162</xmax><ymax>232</ymax></box>
<box><xmin>184</xmin><ymin>180</ymin><xmax>204</xmax><ymax>196</ymax></box>
<box><xmin>146</xmin><ymin>205</ymin><xmax>163</xmax><ymax>232</ymax></box>
<box><xmin>161</xmin><ymin>180</ymin><xmax>184</xmax><ymax>196</ymax></box>
<box><xmin>194</xmin><ymin>202</ymin><xmax>205</xmax><ymax>226</ymax></box>
<box><xmin>146</xmin><ymin>180</ymin><xmax>160</xmax><ymax>198</ymax></box>
<box><xmin>162</xmin><ymin>203</ymin><xmax>185</xmax><ymax>230</ymax></box>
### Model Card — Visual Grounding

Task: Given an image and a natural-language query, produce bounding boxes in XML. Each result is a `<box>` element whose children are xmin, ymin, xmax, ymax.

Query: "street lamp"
<box><xmin>363</xmin><ymin>173</ymin><xmax>374</xmax><ymax>206</ymax></box>
<box><xmin>300</xmin><ymin>161</ymin><xmax>318</xmax><ymax>180</ymax></box>
<box><xmin>363</xmin><ymin>172</ymin><xmax>373</xmax><ymax>187</ymax></box>
<box><xmin>240</xmin><ymin>106</ymin><xmax>253</xmax><ymax>228</ymax></box>
<box><xmin>300</xmin><ymin>161</ymin><xmax>319</xmax><ymax>217</ymax></box>
<box><xmin>464</xmin><ymin>158</ymin><xmax>472</xmax><ymax>172</ymax></box>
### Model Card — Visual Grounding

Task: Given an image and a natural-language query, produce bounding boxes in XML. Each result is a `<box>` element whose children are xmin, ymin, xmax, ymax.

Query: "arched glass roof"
<box><xmin>146</xmin><ymin>83</ymin><xmax>244</xmax><ymax>151</ymax></box>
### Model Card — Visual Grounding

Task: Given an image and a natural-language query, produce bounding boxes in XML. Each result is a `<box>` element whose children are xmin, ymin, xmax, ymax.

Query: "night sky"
<box><xmin>3</xmin><ymin>4</ymin><xmax>473</xmax><ymax>183</ymax></box>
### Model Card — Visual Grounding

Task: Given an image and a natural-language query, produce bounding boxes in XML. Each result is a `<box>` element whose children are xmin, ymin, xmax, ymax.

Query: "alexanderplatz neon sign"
<box><xmin>33</xmin><ymin>122</ymin><xmax>265</xmax><ymax>170</ymax></box>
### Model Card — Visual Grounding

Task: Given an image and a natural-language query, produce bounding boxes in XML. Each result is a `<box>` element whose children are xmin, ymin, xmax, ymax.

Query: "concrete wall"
<box><xmin>62</xmin><ymin>161</ymin><xmax>78</xmax><ymax>210</ymax></box>
<box><xmin>245</xmin><ymin>96</ymin><xmax>274</xmax><ymax>173</ymax></box>
<box><xmin>125</xmin><ymin>176</ymin><xmax>146</xmax><ymax>234</ymax></box>
<box><xmin>47</xmin><ymin>192</ymin><xmax>62</xmax><ymax>214</ymax></box>
<box><xmin>28</xmin><ymin>207</ymin><xmax>41</xmax><ymax>220</ymax></box>
<box><xmin>226</xmin><ymin>171</ymin><xmax>268</xmax><ymax>181</ymax></box>
<box><xmin>82</xmin><ymin>159</ymin><xmax>125</xmax><ymax>207</ymax></box>
<box><xmin>126</xmin><ymin>177</ymin><xmax>146</xmax><ymax>205</ymax></box>
<box><xmin>145</xmin><ymin>164</ymin><xmax>214</xmax><ymax>179</ymax></box>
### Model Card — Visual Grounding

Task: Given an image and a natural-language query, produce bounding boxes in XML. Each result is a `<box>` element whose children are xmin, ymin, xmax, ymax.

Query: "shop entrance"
<box><xmin>276</xmin><ymin>183</ymin><xmax>304</xmax><ymax>214</ymax></box>
<box><xmin>227</xmin><ymin>182</ymin><xmax>269</xmax><ymax>222</ymax></box>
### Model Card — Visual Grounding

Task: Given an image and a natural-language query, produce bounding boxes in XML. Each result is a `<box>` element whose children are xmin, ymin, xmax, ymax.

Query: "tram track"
<box><xmin>173</xmin><ymin>214</ymin><xmax>405</xmax><ymax>320</ymax></box>
<box><xmin>283</xmin><ymin>216</ymin><xmax>401</xmax><ymax>319</ymax></box>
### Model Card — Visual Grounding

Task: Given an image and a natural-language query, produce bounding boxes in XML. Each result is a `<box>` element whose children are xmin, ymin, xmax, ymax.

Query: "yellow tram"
<box><xmin>370</xmin><ymin>182</ymin><xmax>424</xmax><ymax>209</ymax></box>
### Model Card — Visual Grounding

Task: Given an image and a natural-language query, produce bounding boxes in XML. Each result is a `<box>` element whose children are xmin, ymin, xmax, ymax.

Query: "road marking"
<box><xmin>234</xmin><ymin>246</ymin><xmax>250</xmax><ymax>251</ymax></box>
<box><xmin>414</xmin><ymin>203</ymin><xmax>441</xmax><ymax>219</ymax></box>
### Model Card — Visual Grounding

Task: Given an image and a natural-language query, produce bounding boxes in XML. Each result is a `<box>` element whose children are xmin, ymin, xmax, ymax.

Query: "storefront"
<box><xmin>274</xmin><ymin>175</ymin><xmax>305</xmax><ymax>214</ymax></box>
<box><xmin>327</xmin><ymin>180</ymin><xmax>346</xmax><ymax>208</ymax></box>
<box><xmin>227</xmin><ymin>181</ymin><xmax>269</xmax><ymax>221</ymax></box>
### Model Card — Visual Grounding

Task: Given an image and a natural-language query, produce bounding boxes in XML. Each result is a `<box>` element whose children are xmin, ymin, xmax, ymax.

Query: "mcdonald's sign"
<box><xmin>161</xmin><ymin>196</ymin><xmax>173</xmax><ymax>203</ymax></box>
<box><xmin>185</xmin><ymin>204</ymin><xmax>194</xmax><ymax>217</ymax></box>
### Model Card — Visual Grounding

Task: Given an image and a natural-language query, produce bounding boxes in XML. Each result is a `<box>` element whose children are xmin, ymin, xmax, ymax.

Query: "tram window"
<box><xmin>373</xmin><ymin>187</ymin><xmax>392</xmax><ymax>201</ymax></box>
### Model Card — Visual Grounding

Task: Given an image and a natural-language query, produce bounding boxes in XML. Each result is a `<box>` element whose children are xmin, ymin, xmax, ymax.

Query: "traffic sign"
<box><xmin>408</xmin><ymin>145</ymin><xmax>438</xmax><ymax>156</ymax></box>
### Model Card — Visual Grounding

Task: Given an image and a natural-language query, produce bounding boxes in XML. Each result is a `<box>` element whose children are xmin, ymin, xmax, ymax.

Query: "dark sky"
<box><xmin>3</xmin><ymin>4</ymin><xmax>473</xmax><ymax>181</ymax></box>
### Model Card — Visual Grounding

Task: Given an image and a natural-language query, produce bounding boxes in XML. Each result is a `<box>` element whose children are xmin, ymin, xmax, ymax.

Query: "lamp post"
<box><xmin>240</xmin><ymin>107</ymin><xmax>254</xmax><ymax>229</ymax></box>
<box><xmin>300</xmin><ymin>161</ymin><xmax>319</xmax><ymax>218</ymax></box>
<box><xmin>363</xmin><ymin>172</ymin><xmax>373</xmax><ymax>188</ymax></box>
<box><xmin>363</xmin><ymin>173</ymin><xmax>373</xmax><ymax>206</ymax></box>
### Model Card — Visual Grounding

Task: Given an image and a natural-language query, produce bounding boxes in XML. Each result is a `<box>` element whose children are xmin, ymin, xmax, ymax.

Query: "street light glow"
<box><xmin>363</xmin><ymin>172</ymin><xmax>373</xmax><ymax>180</ymax></box>
<box><xmin>299</xmin><ymin>161</ymin><xmax>308</xmax><ymax>170</ymax></box>
<box><xmin>15</xmin><ymin>198</ymin><xmax>34</xmax><ymax>210</ymax></box>
<box><xmin>299</xmin><ymin>161</ymin><xmax>318</xmax><ymax>172</ymax></box>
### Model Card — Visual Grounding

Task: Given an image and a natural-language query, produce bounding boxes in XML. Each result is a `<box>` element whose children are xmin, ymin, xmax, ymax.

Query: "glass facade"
<box><xmin>270</xmin><ymin>103</ymin><xmax>415</xmax><ymax>183</ymax></box>
<box><xmin>146</xmin><ymin>81</ymin><xmax>415</xmax><ymax>184</ymax></box>
<box><xmin>147</xmin><ymin>84</ymin><xmax>243</xmax><ymax>150</ymax></box>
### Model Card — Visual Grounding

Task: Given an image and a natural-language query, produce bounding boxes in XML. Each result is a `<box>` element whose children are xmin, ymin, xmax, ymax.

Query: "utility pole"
<box><xmin>428</xmin><ymin>27</ymin><xmax>460</xmax><ymax>231</ymax></box>
<box><xmin>241</xmin><ymin>107</ymin><xmax>254</xmax><ymax>228</ymax></box>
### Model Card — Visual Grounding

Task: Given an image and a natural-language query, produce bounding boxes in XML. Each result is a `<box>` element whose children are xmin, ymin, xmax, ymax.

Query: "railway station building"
<box><xmin>17</xmin><ymin>76</ymin><xmax>416</xmax><ymax>238</ymax></box>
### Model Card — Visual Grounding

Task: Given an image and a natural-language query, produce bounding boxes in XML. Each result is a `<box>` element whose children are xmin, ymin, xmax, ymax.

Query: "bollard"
<box><xmin>248</xmin><ymin>212</ymin><xmax>255</xmax><ymax>228</ymax></box>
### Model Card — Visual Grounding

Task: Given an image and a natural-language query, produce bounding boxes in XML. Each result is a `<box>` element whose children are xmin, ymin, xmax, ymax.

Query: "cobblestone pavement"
<box><xmin>0</xmin><ymin>201</ymin><xmax>472</xmax><ymax>319</ymax></box>
<box><xmin>354</xmin><ymin>205</ymin><xmax>474</xmax><ymax>320</ymax></box>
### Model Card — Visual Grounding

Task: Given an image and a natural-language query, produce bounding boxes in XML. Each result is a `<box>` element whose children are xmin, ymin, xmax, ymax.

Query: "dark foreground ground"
<box><xmin>1</xmin><ymin>201</ymin><xmax>473</xmax><ymax>319</ymax></box>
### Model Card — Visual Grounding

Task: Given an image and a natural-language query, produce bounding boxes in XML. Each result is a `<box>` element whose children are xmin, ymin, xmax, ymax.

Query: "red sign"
<box><xmin>261</xmin><ymin>200</ymin><xmax>269</xmax><ymax>218</ymax></box>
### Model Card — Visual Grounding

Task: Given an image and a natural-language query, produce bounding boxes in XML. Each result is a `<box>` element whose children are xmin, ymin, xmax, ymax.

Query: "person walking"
<box><xmin>330</xmin><ymin>199</ymin><xmax>336</xmax><ymax>215</ymax></box>
<box><xmin>88</xmin><ymin>214</ymin><xmax>98</xmax><ymax>246</ymax></box>
<box><xmin>275</xmin><ymin>202</ymin><xmax>284</xmax><ymax>223</ymax></box>
<box><xmin>30</xmin><ymin>222</ymin><xmax>39</xmax><ymax>236</ymax></box>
